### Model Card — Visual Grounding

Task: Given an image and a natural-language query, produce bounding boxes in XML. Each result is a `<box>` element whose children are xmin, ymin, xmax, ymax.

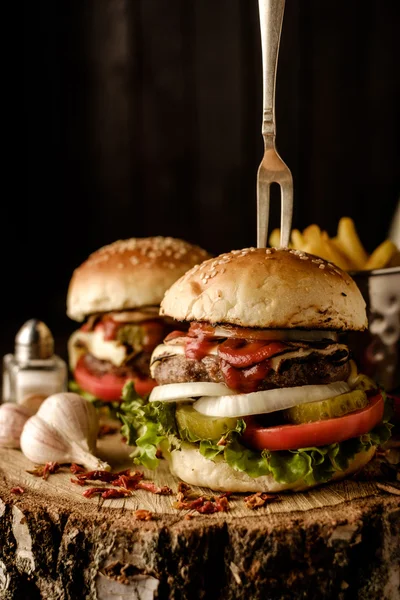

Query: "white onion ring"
<box><xmin>192</xmin><ymin>382</ymin><xmax>350</xmax><ymax>418</ymax></box>
<box><xmin>149</xmin><ymin>382</ymin><xmax>233</xmax><ymax>403</ymax></box>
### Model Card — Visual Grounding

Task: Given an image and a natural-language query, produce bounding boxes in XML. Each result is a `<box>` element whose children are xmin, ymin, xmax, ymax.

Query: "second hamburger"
<box><xmin>67</xmin><ymin>236</ymin><xmax>210</xmax><ymax>402</ymax></box>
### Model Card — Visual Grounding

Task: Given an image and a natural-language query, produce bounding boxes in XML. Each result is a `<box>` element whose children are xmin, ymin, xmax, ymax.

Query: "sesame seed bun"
<box><xmin>167</xmin><ymin>443</ymin><xmax>376</xmax><ymax>493</ymax></box>
<box><xmin>160</xmin><ymin>247</ymin><xmax>367</xmax><ymax>331</ymax></box>
<box><xmin>67</xmin><ymin>237</ymin><xmax>210</xmax><ymax>322</ymax></box>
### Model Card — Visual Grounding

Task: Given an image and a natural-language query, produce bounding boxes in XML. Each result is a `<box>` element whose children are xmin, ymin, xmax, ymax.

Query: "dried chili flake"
<box><xmin>196</xmin><ymin>500</ymin><xmax>219</xmax><ymax>514</ymax></box>
<box><xmin>75</xmin><ymin>469</ymin><xmax>131</xmax><ymax>484</ymax></box>
<box><xmin>70</xmin><ymin>463</ymin><xmax>86</xmax><ymax>474</ymax></box>
<box><xmin>244</xmin><ymin>492</ymin><xmax>277</xmax><ymax>510</ymax></box>
<box><xmin>70</xmin><ymin>478</ymin><xmax>86</xmax><ymax>486</ymax></box>
<box><xmin>75</xmin><ymin>470</ymin><xmax>116</xmax><ymax>483</ymax></box>
<box><xmin>214</xmin><ymin>495</ymin><xmax>230</xmax><ymax>511</ymax></box>
<box><xmin>98</xmin><ymin>424</ymin><xmax>119</xmax><ymax>438</ymax></box>
<box><xmin>102</xmin><ymin>488</ymin><xmax>131</xmax><ymax>499</ymax></box>
<box><xmin>136</xmin><ymin>481</ymin><xmax>172</xmax><ymax>495</ymax></box>
<box><xmin>10</xmin><ymin>486</ymin><xmax>24</xmax><ymax>495</ymax></box>
<box><xmin>43</xmin><ymin>462</ymin><xmax>60</xmax><ymax>479</ymax></box>
<box><xmin>112</xmin><ymin>471</ymin><xmax>144</xmax><ymax>490</ymax></box>
<box><xmin>155</xmin><ymin>449</ymin><xmax>163</xmax><ymax>459</ymax></box>
<box><xmin>176</xmin><ymin>482</ymin><xmax>197</xmax><ymax>503</ymax></box>
<box><xmin>27</xmin><ymin>462</ymin><xmax>60</xmax><ymax>480</ymax></box>
<box><xmin>134</xmin><ymin>509</ymin><xmax>153</xmax><ymax>521</ymax></box>
<box><xmin>174</xmin><ymin>492</ymin><xmax>230</xmax><ymax>515</ymax></box>
<box><xmin>177</xmin><ymin>482</ymin><xmax>192</xmax><ymax>496</ymax></box>
<box><xmin>75</xmin><ymin>468</ymin><xmax>170</xmax><ymax>498</ymax></box>
<box><xmin>83</xmin><ymin>487</ymin><xmax>108</xmax><ymax>499</ymax></box>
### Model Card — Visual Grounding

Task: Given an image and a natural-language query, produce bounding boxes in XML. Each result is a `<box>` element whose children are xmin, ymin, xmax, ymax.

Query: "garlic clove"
<box><xmin>18</xmin><ymin>392</ymin><xmax>48</xmax><ymax>415</ymax></box>
<box><xmin>20</xmin><ymin>415</ymin><xmax>109</xmax><ymax>471</ymax></box>
<box><xmin>0</xmin><ymin>403</ymin><xmax>31</xmax><ymax>448</ymax></box>
<box><xmin>36</xmin><ymin>392</ymin><xmax>99</xmax><ymax>453</ymax></box>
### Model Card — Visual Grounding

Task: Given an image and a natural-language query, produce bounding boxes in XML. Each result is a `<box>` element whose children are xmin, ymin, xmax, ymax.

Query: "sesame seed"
<box><xmin>319</xmin><ymin>264</ymin><xmax>325</xmax><ymax>270</ymax></box>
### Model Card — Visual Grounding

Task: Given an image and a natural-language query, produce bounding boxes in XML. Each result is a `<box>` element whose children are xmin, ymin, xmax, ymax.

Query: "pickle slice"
<box><xmin>351</xmin><ymin>374</ymin><xmax>378</xmax><ymax>393</ymax></box>
<box><xmin>175</xmin><ymin>404</ymin><xmax>238</xmax><ymax>442</ymax></box>
<box><xmin>284</xmin><ymin>389</ymin><xmax>368</xmax><ymax>424</ymax></box>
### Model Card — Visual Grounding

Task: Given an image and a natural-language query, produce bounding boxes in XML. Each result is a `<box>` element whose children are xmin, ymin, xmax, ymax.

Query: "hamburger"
<box><xmin>67</xmin><ymin>236</ymin><xmax>210</xmax><ymax>403</ymax></box>
<box><xmin>121</xmin><ymin>247</ymin><xmax>393</xmax><ymax>492</ymax></box>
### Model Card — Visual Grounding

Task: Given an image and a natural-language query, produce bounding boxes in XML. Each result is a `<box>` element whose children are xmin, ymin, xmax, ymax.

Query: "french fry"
<box><xmin>268</xmin><ymin>228</ymin><xmax>281</xmax><ymax>248</ymax></box>
<box><xmin>291</xmin><ymin>229</ymin><xmax>306</xmax><ymax>250</ymax></box>
<box><xmin>275</xmin><ymin>217</ymin><xmax>398</xmax><ymax>272</ymax></box>
<box><xmin>301</xmin><ymin>225</ymin><xmax>334</xmax><ymax>262</ymax></box>
<box><xmin>303</xmin><ymin>224</ymin><xmax>323</xmax><ymax>246</ymax></box>
<box><xmin>321</xmin><ymin>232</ymin><xmax>352</xmax><ymax>270</ymax></box>
<box><xmin>302</xmin><ymin>238</ymin><xmax>333</xmax><ymax>264</ymax></box>
<box><xmin>336</xmin><ymin>217</ymin><xmax>368</xmax><ymax>270</ymax></box>
<box><xmin>364</xmin><ymin>239</ymin><xmax>398</xmax><ymax>270</ymax></box>
<box><xmin>330</xmin><ymin>237</ymin><xmax>358</xmax><ymax>270</ymax></box>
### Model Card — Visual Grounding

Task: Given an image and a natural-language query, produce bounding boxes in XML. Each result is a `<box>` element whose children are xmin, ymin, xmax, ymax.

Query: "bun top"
<box><xmin>160</xmin><ymin>247</ymin><xmax>367</xmax><ymax>331</ymax></box>
<box><xmin>67</xmin><ymin>237</ymin><xmax>210</xmax><ymax>321</ymax></box>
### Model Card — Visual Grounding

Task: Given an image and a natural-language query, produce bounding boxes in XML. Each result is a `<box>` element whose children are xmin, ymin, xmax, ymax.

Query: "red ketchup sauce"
<box><xmin>95</xmin><ymin>318</ymin><xmax>120</xmax><ymax>341</ymax></box>
<box><xmin>185</xmin><ymin>337</ymin><xmax>217</xmax><ymax>360</ymax></box>
<box><xmin>220</xmin><ymin>360</ymin><xmax>271</xmax><ymax>393</ymax></box>
<box><xmin>183</xmin><ymin>332</ymin><xmax>287</xmax><ymax>393</ymax></box>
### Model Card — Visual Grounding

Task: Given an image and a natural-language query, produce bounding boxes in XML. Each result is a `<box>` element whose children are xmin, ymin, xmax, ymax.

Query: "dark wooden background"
<box><xmin>2</xmin><ymin>0</ymin><xmax>399</xmax><ymax>361</ymax></box>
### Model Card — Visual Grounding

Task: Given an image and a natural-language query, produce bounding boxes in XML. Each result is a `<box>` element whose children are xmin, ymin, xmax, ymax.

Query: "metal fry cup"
<box><xmin>347</xmin><ymin>267</ymin><xmax>400</xmax><ymax>393</ymax></box>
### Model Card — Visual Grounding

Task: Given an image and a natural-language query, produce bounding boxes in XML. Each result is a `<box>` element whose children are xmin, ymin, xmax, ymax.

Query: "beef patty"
<box><xmin>83</xmin><ymin>352</ymin><xmax>152</xmax><ymax>379</ymax></box>
<box><xmin>152</xmin><ymin>353</ymin><xmax>351</xmax><ymax>390</ymax></box>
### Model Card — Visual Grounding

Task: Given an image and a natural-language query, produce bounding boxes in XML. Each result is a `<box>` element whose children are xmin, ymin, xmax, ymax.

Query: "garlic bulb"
<box><xmin>37</xmin><ymin>392</ymin><xmax>98</xmax><ymax>453</ymax></box>
<box><xmin>20</xmin><ymin>392</ymin><xmax>110</xmax><ymax>470</ymax></box>
<box><xmin>0</xmin><ymin>403</ymin><xmax>31</xmax><ymax>448</ymax></box>
<box><xmin>20</xmin><ymin>415</ymin><xmax>109</xmax><ymax>471</ymax></box>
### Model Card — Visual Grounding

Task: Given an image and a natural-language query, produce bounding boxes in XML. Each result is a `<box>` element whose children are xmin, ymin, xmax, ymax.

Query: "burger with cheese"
<box><xmin>121</xmin><ymin>247</ymin><xmax>393</xmax><ymax>492</ymax></box>
<box><xmin>67</xmin><ymin>237</ymin><xmax>210</xmax><ymax>403</ymax></box>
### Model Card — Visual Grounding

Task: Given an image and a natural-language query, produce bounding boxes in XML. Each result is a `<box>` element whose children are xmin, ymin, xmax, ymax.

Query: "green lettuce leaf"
<box><xmin>118</xmin><ymin>381</ymin><xmax>180</xmax><ymax>469</ymax></box>
<box><xmin>120</xmin><ymin>384</ymin><xmax>393</xmax><ymax>485</ymax></box>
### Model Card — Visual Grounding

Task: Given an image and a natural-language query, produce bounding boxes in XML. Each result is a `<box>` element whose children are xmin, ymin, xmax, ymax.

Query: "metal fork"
<box><xmin>257</xmin><ymin>0</ymin><xmax>293</xmax><ymax>248</ymax></box>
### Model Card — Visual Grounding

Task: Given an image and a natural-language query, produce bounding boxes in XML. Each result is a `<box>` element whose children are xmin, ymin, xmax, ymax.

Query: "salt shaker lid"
<box><xmin>15</xmin><ymin>319</ymin><xmax>54</xmax><ymax>361</ymax></box>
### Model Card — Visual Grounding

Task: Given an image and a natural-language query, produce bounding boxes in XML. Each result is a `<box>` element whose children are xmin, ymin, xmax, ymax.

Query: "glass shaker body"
<box><xmin>2</xmin><ymin>354</ymin><xmax>67</xmax><ymax>410</ymax></box>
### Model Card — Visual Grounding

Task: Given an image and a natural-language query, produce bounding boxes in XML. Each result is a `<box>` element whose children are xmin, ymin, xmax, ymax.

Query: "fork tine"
<box><xmin>280</xmin><ymin>174</ymin><xmax>293</xmax><ymax>248</ymax></box>
<box><xmin>257</xmin><ymin>178</ymin><xmax>270</xmax><ymax>248</ymax></box>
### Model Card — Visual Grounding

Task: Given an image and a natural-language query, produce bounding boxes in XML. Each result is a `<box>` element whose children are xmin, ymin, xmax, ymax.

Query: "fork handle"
<box><xmin>258</xmin><ymin>0</ymin><xmax>286</xmax><ymax>140</ymax></box>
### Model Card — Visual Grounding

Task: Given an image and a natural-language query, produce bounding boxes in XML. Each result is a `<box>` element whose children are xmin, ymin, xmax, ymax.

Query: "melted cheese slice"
<box><xmin>68</xmin><ymin>329</ymin><xmax>127</xmax><ymax>369</ymax></box>
<box><xmin>269</xmin><ymin>344</ymin><xmax>349</xmax><ymax>371</ymax></box>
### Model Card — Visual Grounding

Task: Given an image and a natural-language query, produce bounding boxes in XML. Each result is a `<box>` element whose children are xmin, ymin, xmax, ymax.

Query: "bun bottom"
<box><xmin>167</xmin><ymin>443</ymin><xmax>376</xmax><ymax>493</ymax></box>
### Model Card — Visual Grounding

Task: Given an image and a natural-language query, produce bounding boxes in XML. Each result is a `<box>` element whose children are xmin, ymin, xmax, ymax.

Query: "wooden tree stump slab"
<box><xmin>1</xmin><ymin>434</ymin><xmax>399</xmax><ymax>600</ymax></box>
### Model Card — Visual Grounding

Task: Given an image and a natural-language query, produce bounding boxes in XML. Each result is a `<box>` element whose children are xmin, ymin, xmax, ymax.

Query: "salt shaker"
<box><xmin>2</xmin><ymin>319</ymin><xmax>67</xmax><ymax>412</ymax></box>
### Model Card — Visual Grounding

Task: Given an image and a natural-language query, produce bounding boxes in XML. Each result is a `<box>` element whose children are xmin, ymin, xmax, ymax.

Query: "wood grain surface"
<box><xmin>1</xmin><ymin>433</ymin><xmax>399</xmax><ymax>600</ymax></box>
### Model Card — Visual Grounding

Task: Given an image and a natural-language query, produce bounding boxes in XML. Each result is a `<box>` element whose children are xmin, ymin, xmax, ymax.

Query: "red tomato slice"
<box><xmin>218</xmin><ymin>339</ymin><xmax>287</xmax><ymax>367</ymax></box>
<box><xmin>242</xmin><ymin>393</ymin><xmax>384</xmax><ymax>451</ymax></box>
<box><xmin>74</xmin><ymin>357</ymin><xmax>156</xmax><ymax>402</ymax></box>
